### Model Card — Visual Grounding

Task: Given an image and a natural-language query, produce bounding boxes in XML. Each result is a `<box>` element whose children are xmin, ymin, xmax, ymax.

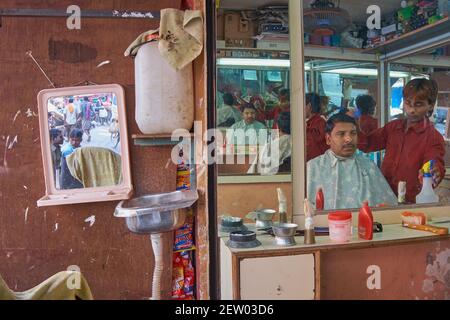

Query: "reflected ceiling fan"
<box><xmin>303</xmin><ymin>0</ymin><xmax>352</xmax><ymax>35</ymax></box>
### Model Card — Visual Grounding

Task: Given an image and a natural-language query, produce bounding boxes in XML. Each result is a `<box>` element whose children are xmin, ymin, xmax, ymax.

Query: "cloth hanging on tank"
<box><xmin>124</xmin><ymin>9</ymin><xmax>203</xmax><ymax>70</ymax></box>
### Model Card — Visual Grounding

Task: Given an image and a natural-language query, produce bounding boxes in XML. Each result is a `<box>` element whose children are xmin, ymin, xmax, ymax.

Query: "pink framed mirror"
<box><xmin>36</xmin><ymin>84</ymin><xmax>133</xmax><ymax>206</ymax></box>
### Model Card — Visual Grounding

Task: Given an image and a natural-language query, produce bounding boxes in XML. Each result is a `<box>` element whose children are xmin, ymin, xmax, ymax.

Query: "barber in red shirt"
<box><xmin>358</xmin><ymin>78</ymin><xmax>445</xmax><ymax>203</ymax></box>
<box><xmin>306</xmin><ymin>93</ymin><xmax>329</xmax><ymax>161</ymax></box>
<box><xmin>265</xmin><ymin>88</ymin><xmax>290</xmax><ymax>129</ymax></box>
<box><xmin>356</xmin><ymin>94</ymin><xmax>379</xmax><ymax>135</ymax></box>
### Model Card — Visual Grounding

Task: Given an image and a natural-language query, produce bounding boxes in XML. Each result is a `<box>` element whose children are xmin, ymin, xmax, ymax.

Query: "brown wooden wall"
<box><xmin>320</xmin><ymin>238</ymin><xmax>450</xmax><ymax>299</ymax></box>
<box><xmin>0</xmin><ymin>0</ymin><xmax>188</xmax><ymax>299</ymax></box>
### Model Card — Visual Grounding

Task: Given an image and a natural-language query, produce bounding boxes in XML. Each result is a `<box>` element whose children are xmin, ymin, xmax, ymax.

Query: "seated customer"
<box><xmin>227</xmin><ymin>103</ymin><xmax>266</xmax><ymax>146</ymax></box>
<box><xmin>307</xmin><ymin>113</ymin><xmax>397</xmax><ymax>210</ymax></box>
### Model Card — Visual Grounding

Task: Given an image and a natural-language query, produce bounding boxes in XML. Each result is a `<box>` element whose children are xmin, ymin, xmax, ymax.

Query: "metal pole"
<box><xmin>289</xmin><ymin>0</ymin><xmax>306</xmax><ymax>218</ymax></box>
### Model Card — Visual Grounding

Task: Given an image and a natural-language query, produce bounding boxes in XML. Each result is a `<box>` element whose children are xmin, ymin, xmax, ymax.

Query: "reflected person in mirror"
<box><xmin>79</xmin><ymin>97</ymin><xmax>93</xmax><ymax>142</ymax></box>
<box><xmin>247</xmin><ymin>111</ymin><xmax>291</xmax><ymax>175</ymax></box>
<box><xmin>358</xmin><ymin>78</ymin><xmax>445</xmax><ymax>203</ymax></box>
<box><xmin>355</xmin><ymin>94</ymin><xmax>379</xmax><ymax>135</ymax></box>
<box><xmin>307</xmin><ymin>113</ymin><xmax>397</xmax><ymax>210</ymax></box>
<box><xmin>306</xmin><ymin>93</ymin><xmax>329</xmax><ymax>161</ymax></box>
<box><xmin>49</xmin><ymin>129</ymin><xmax>63</xmax><ymax>187</ymax></box>
<box><xmin>63</xmin><ymin>98</ymin><xmax>79</xmax><ymax>141</ymax></box>
<box><xmin>264</xmin><ymin>88</ymin><xmax>290</xmax><ymax>130</ymax></box>
<box><xmin>60</xmin><ymin>128</ymin><xmax>84</xmax><ymax>190</ymax></box>
<box><xmin>227</xmin><ymin>103</ymin><xmax>266</xmax><ymax>146</ymax></box>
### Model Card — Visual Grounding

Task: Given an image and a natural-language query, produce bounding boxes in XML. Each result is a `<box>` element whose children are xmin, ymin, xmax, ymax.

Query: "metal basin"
<box><xmin>272</xmin><ymin>223</ymin><xmax>298</xmax><ymax>246</ymax></box>
<box><xmin>246</xmin><ymin>208</ymin><xmax>276</xmax><ymax>228</ymax></box>
<box><xmin>272</xmin><ymin>223</ymin><xmax>298</xmax><ymax>237</ymax></box>
<box><xmin>114</xmin><ymin>190</ymin><xmax>198</xmax><ymax>234</ymax></box>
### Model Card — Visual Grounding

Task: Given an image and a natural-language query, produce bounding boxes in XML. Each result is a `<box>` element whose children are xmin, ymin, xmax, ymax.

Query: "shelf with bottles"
<box><xmin>217</xmin><ymin>42</ymin><xmax>378</xmax><ymax>62</ymax></box>
<box><xmin>363</xmin><ymin>16</ymin><xmax>450</xmax><ymax>59</ymax></box>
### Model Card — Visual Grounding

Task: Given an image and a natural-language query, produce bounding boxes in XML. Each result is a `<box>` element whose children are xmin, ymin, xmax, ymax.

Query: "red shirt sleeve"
<box><xmin>360</xmin><ymin>116</ymin><xmax>379</xmax><ymax>135</ymax></box>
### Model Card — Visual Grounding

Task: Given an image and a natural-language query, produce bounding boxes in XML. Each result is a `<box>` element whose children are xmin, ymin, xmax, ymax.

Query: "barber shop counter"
<box><xmin>219</xmin><ymin>208</ymin><xmax>450</xmax><ymax>300</ymax></box>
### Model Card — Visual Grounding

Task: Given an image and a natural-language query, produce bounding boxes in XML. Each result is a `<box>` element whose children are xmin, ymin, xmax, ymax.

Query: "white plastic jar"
<box><xmin>134</xmin><ymin>41</ymin><xmax>194</xmax><ymax>134</ymax></box>
<box><xmin>328</xmin><ymin>211</ymin><xmax>353</xmax><ymax>243</ymax></box>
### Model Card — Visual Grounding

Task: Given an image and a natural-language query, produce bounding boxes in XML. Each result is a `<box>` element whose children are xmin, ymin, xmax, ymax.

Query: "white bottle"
<box><xmin>134</xmin><ymin>41</ymin><xmax>194</xmax><ymax>134</ymax></box>
<box><xmin>416</xmin><ymin>174</ymin><xmax>439</xmax><ymax>204</ymax></box>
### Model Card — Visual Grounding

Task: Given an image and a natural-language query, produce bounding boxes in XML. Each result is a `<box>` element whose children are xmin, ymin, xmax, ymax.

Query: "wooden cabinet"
<box><xmin>220</xmin><ymin>240</ymin><xmax>316</xmax><ymax>300</ymax></box>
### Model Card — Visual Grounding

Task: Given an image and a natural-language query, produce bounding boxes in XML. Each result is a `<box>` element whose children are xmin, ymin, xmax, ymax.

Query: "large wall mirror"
<box><xmin>215</xmin><ymin>0</ymin><xmax>450</xmax><ymax>221</ymax></box>
<box><xmin>304</xmin><ymin>59</ymin><xmax>388</xmax><ymax>210</ymax></box>
<box><xmin>37</xmin><ymin>84</ymin><xmax>133</xmax><ymax>206</ymax></box>
<box><xmin>307</xmin><ymin>42</ymin><xmax>450</xmax><ymax>212</ymax></box>
<box><xmin>216</xmin><ymin>1</ymin><xmax>293</xmax><ymax>224</ymax></box>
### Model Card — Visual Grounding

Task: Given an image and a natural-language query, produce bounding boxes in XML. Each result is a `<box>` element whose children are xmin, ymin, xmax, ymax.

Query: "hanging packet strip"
<box><xmin>172</xmin><ymin>252</ymin><xmax>185</xmax><ymax>299</ymax></box>
<box><xmin>176</xmin><ymin>146</ymin><xmax>191</xmax><ymax>191</ymax></box>
<box><xmin>174</xmin><ymin>208</ymin><xmax>195</xmax><ymax>251</ymax></box>
<box><xmin>181</xmin><ymin>251</ymin><xmax>195</xmax><ymax>298</ymax></box>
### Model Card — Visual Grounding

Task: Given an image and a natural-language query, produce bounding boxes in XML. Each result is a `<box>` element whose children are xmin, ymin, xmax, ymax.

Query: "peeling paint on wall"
<box><xmin>96</xmin><ymin>60</ymin><xmax>111</xmax><ymax>68</ymax></box>
<box><xmin>422</xmin><ymin>248</ymin><xmax>450</xmax><ymax>295</ymax></box>
<box><xmin>8</xmin><ymin>135</ymin><xmax>18</xmax><ymax>150</ymax></box>
<box><xmin>84</xmin><ymin>215</ymin><xmax>96</xmax><ymax>227</ymax></box>
<box><xmin>13</xmin><ymin>110</ymin><xmax>21</xmax><ymax>123</ymax></box>
<box><xmin>165</xmin><ymin>158</ymin><xmax>172</xmax><ymax>169</ymax></box>
<box><xmin>25</xmin><ymin>108</ymin><xmax>37</xmax><ymax>118</ymax></box>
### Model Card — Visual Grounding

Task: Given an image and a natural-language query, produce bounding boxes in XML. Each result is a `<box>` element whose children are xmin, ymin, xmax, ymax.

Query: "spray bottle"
<box><xmin>416</xmin><ymin>160</ymin><xmax>439</xmax><ymax>204</ymax></box>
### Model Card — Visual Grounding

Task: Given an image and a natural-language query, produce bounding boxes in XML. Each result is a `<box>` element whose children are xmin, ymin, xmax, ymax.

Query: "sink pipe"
<box><xmin>115</xmin><ymin>189</ymin><xmax>198</xmax><ymax>300</ymax></box>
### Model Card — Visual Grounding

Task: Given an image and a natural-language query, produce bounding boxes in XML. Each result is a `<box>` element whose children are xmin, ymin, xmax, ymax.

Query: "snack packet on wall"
<box><xmin>174</xmin><ymin>208</ymin><xmax>195</xmax><ymax>251</ymax></box>
<box><xmin>172</xmin><ymin>252</ymin><xmax>185</xmax><ymax>299</ymax></box>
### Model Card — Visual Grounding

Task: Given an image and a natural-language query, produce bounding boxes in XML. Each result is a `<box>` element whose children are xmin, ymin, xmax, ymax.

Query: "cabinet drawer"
<box><xmin>240</xmin><ymin>254</ymin><xmax>315</xmax><ymax>300</ymax></box>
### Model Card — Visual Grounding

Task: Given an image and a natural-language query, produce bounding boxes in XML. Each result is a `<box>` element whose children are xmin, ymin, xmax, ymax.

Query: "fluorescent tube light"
<box><xmin>323</xmin><ymin>68</ymin><xmax>410</xmax><ymax>78</ymax></box>
<box><xmin>217</xmin><ymin>58</ymin><xmax>291</xmax><ymax>68</ymax></box>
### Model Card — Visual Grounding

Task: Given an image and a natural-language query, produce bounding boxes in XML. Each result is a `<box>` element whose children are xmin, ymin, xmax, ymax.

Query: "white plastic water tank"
<box><xmin>134</xmin><ymin>41</ymin><xmax>194</xmax><ymax>134</ymax></box>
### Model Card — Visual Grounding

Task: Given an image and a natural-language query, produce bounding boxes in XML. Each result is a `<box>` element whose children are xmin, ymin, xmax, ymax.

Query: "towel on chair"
<box><xmin>66</xmin><ymin>147</ymin><xmax>122</xmax><ymax>188</ymax></box>
<box><xmin>0</xmin><ymin>271</ymin><xmax>93</xmax><ymax>300</ymax></box>
<box><xmin>124</xmin><ymin>8</ymin><xmax>203</xmax><ymax>70</ymax></box>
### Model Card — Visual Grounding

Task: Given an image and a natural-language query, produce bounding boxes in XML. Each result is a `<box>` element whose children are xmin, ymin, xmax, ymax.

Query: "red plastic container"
<box><xmin>328</xmin><ymin>211</ymin><xmax>352</xmax><ymax>242</ymax></box>
<box><xmin>358</xmin><ymin>202</ymin><xmax>374</xmax><ymax>240</ymax></box>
